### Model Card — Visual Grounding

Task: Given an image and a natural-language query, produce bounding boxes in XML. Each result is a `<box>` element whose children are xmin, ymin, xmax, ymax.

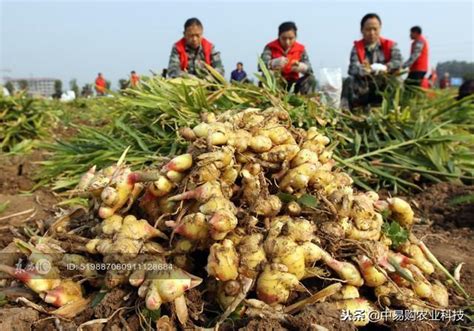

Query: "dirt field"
<box><xmin>0</xmin><ymin>152</ymin><xmax>472</xmax><ymax>330</ymax></box>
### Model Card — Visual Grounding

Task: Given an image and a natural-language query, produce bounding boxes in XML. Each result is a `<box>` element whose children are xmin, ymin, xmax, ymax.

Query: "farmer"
<box><xmin>342</xmin><ymin>13</ymin><xmax>403</xmax><ymax>110</ymax></box>
<box><xmin>231</xmin><ymin>62</ymin><xmax>248</xmax><ymax>83</ymax></box>
<box><xmin>260</xmin><ymin>21</ymin><xmax>316</xmax><ymax>94</ymax></box>
<box><xmin>403</xmin><ymin>26</ymin><xmax>430</xmax><ymax>86</ymax></box>
<box><xmin>439</xmin><ymin>72</ymin><xmax>451</xmax><ymax>89</ymax></box>
<box><xmin>429</xmin><ymin>67</ymin><xmax>438</xmax><ymax>88</ymax></box>
<box><xmin>95</xmin><ymin>73</ymin><xmax>106</xmax><ymax>96</ymax></box>
<box><xmin>130</xmin><ymin>71</ymin><xmax>140</xmax><ymax>87</ymax></box>
<box><xmin>167</xmin><ymin>18</ymin><xmax>225</xmax><ymax>78</ymax></box>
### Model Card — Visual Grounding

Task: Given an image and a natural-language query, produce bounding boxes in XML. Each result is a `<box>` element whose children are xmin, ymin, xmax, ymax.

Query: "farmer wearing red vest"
<box><xmin>95</xmin><ymin>73</ymin><xmax>107</xmax><ymax>96</ymax></box>
<box><xmin>342</xmin><ymin>13</ymin><xmax>403</xmax><ymax>110</ymax></box>
<box><xmin>130</xmin><ymin>71</ymin><xmax>140</xmax><ymax>87</ymax></box>
<box><xmin>261</xmin><ymin>22</ymin><xmax>315</xmax><ymax>94</ymax></box>
<box><xmin>167</xmin><ymin>18</ymin><xmax>224</xmax><ymax>78</ymax></box>
<box><xmin>403</xmin><ymin>26</ymin><xmax>429</xmax><ymax>86</ymax></box>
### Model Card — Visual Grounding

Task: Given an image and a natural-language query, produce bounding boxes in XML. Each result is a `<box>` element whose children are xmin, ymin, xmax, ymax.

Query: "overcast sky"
<box><xmin>1</xmin><ymin>0</ymin><xmax>473</xmax><ymax>88</ymax></box>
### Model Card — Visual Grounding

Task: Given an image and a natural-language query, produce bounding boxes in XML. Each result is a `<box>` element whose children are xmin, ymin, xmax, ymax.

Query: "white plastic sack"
<box><xmin>2</xmin><ymin>87</ymin><xmax>10</xmax><ymax>96</ymax></box>
<box><xmin>60</xmin><ymin>90</ymin><xmax>76</xmax><ymax>102</ymax></box>
<box><xmin>318</xmin><ymin>68</ymin><xmax>342</xmax><ymax>109</ymax></box>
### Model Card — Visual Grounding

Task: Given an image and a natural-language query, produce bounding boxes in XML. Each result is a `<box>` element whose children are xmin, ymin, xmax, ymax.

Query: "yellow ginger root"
<box><xmin>335</xmin><ymin>298</ymin><xmax>376</xmax><ymax>326</ymax></box>
<box><xmin>320</xmin><ymin>249</ymin><xmax>364</xmax><ymax>287</ymax></box>
<box><xmin>119</xmin><ymin>215</ymin><xmax>166</xmax><ymax>240</ymax></box>
<box><xmin>257</xmin><ymin>126</ymin><xmax>294</xmax><ymax>145</ymax></box>
<box><xmin>249</xmin><ymin>135</ymin><xmax>273</xmax><ymax>153</ymax></box>
<box><xmin>141</xmin><ymin>268</ymin><xmax>202</xmax><ymax>310</ymax></box>
<box><xmin>260</xmin><ymin>144</ymin><xmax>300</xmax><ymax>163</ymax></box>
<box><xmin>399</xmin><ymin>243</ymin><xmax>434</xmax><ymax>275</ymax></box>
<box><xmin>279</xmin><ymin>163</ymin><xmax>319</xmax><ymax>193</ymax></box>
<box><xmin>162</xmin><ymin>154</ymin><xmax>193</xmax><ymax>173</ymax></box>
<box><xmin>148</xmin><ymin>176</ymin><xmax>174</xmax><ymax>197</ymax></box>
<box><xmin>388</xmin><ymin>197</ymin><xmax>414</xmax><ymax>229</ymax></box>
<box><xmin>207</xmin><ymin>239</ymin><xmax>239</xmax><ymax>281</ymax></box>
<box><xmin>290</xmin><ymin>149</ymin><xmax>320</xmax><ymax>168</ymax></box>
<box><xmin>331</xmin><ymin>285</ymin><xmax>360</xmax><ymax>300</ymax></box>
<box><xmin>166</xmin><ymin>213</ymin><xmax>209</xmax><ymax>241</ymax></box>
<box><xmin>256</xmin><ymin>263</ymin><xmax>300</xmax><ymax>305</ymax></box>
<box><xmin>253</xmin><ymin>195</ymin><xmax>282</xmax><ymax>217</ymax></box>
<box><xmin>238</xmin><ymin>233</ymin><xmax>267</xmax><ymax>278</ymax></box>
<box><xmin>197</xmin><ymin>147</ymin><xmax>234</xmax><ymax>169</ymax></box>
<box><xmin>208</xmin><ymin>210</ymin><xmax>238</xmax><ymax>240</ymax></box>
<box><xmin>355</xmin><ymin>255</ymin><xmax>387</xmax><ymax>287</ymax></box>
<box><xmin>268</xmin><ymin>236</ymin><xmax>306</xmax><ymax>280</ymax></box>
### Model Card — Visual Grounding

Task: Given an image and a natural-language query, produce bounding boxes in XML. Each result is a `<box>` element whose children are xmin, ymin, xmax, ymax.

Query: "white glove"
<box><xmin>370</xmin><ymin>63</ymin><xmax>388</xmax><ymax>74</ymax></box>
<box><xmin>292</xmin><ymin>62</ymin><xmax>309</xmax><ymax>73</ymax></box>
<box><xmin>269</xmin><ymin>57</ymin><xmax>289</xmax><ymax>70</ymax></box>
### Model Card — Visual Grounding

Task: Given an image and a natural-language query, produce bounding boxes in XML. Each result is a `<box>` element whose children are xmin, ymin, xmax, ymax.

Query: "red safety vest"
<box><xmin>410</xmin><ymin>35</ymin><xmax>429</xmax><ymax>72</ymax></box>
<box><xmin>130</xmin><ymin>73</ymin><xmax>140</xmax><ymax>87</ymax></box>
<box><xmin>354</xmin><ymin>37</ymin><xmax>394</xmax><ymax>64</ymax></box>
<box><xmin>175</xmin><ymin>38</ymin><xmax>213</xmax><ymax>71</ymax></box>
<box><xmin>266</xmin><ymin>39</ymin><xmax>306</xmax><ymax>82</ymax></box>
<box><xmin>421</xmin><ymin>78</ymin><xmax>430</xmax><ymax>89</ymax></box>
<box><xmin>95</xmin><ymin>77</ymin><xmax>106</xmax><ymax>92</ymax></box>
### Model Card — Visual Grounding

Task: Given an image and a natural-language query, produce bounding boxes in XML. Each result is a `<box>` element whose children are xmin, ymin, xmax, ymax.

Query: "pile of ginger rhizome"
<box><xmin>2</xmin><ymin>107</ymin><xmax>466</xmax><ymax>329</ymax></box>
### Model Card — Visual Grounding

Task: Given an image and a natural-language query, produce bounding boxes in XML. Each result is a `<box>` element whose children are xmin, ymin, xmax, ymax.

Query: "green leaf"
<box><xmin>228</xmin><ymin>304</ymin><xmax>245</xmax><ymax>321</ymax></box>
<box><xmin>56</xmin><ymin>197</ymin><xmax>89</xmax><ymax>207</ymax></box>
<box><xmin>354</xmin><ymin>131</ymin><xmax>361</xmax><ymax>155</ymax></box>
<box><xmin>449</xmin><ymin>194</ymin><xmax>474</xmax><ymax>206</ymax></box>
<box><xmin>142</xmin><ymin>307</ymin><xmax>161</xmax><ymax>321</ymax></box>
<box><xmin>0</xmin><ymin>292</ymin><xmax>7</xmax><ymax>306</ymax></box>
<box><xmin>114</xmin><ymin>119</ymin><xmax>150</xmax><ymax>153</ymax></box>
<box><xmin>277</xmin><ymin>192</ymin><xmax>296</xmax><ymax>203</ymax></box>
<box><xmin>382</xmin><ymin>221</ymin><xmax>409</xmax><ymax>248</ymax></box>
<box><xmin>380</xmin><ymin>209</ymin><xmax>391</xmax><ymax>221</ymax></box>
<box><xmin>387</xmin><ymin>255</ymin><xmax>415</xmax><ymax>283</ymax></box>
<box><xmin>297</xmin><ymin>194</ymin><xmax>318</xmax><ymax>208</ymax></box>
<box><xmin>0</xmin><ymin>201</ymin><xmax>9</xmax><ymax>215</ymax></box>
<box><xmin>91</xmin><ymin>290</ymin><xmax>108</xmax><ymax>308</ymax></box>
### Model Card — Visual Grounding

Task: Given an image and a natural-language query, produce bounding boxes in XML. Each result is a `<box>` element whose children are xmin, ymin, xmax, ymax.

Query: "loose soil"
<box><xmin>0</xmin><ymin>151</ymin><xmax>59</xmax><ymax>248</ymax></box>
<box><xmin>413</xmin><ymin>183</ymin><xmax>474</xmax><ymax>296</ymax></box>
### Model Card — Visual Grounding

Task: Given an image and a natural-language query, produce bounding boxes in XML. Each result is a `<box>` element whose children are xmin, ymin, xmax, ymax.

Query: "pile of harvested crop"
<box><xmin>0</xmin><ymin>93</ymin><xmax>61</xmax><ymax>153</ymax></box>
<box><xmin>1</xmin><ymin>107</ymin><xmax>468</xmax><ymax>329</ymax></box>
